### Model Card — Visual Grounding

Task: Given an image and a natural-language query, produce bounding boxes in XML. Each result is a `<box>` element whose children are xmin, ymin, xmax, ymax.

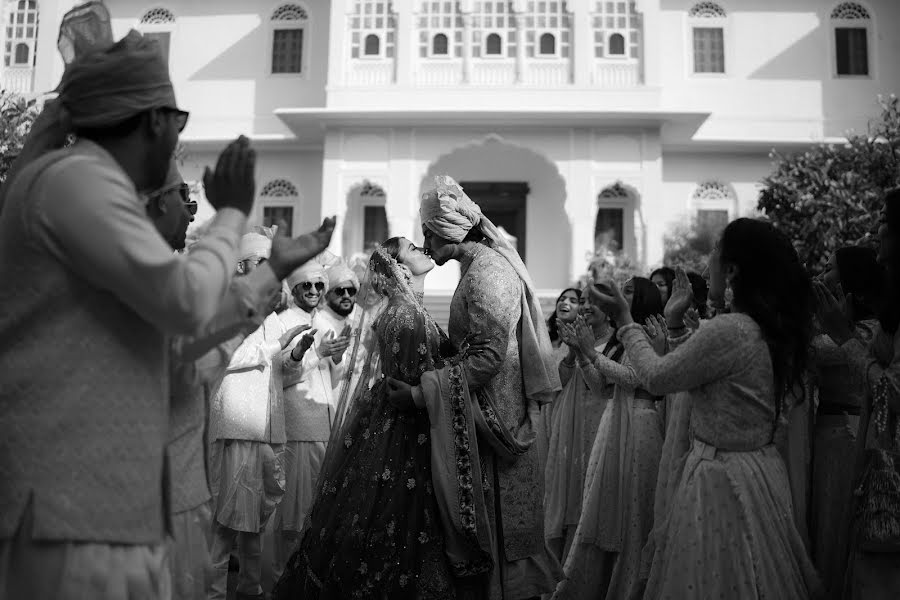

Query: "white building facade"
<box><xmin>4</xmin><ymin>0</ymin><xmax>900</xmax><ymax>302</ymax></box>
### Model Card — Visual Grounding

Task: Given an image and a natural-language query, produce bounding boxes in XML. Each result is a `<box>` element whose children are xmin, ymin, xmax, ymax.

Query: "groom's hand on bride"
<box><xmin>386</xmin><ymin>377</ymin><xmax>416</xmax><ymax>412</ymax></box>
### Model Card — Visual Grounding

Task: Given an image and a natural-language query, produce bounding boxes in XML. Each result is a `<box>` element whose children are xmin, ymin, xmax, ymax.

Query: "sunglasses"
<box><xmin>160</xmin><ymin>107</ymin><xmax>190</xmax><ymax>133</ymax></box>
<box><xmin>333</xmin><ymin>286</ymin><xmax>357</xmax><ymax>297</ymax></box>
<box><xmin>298</xmin><ymin>281</ymin><xmax>325</xmax><ymax>292</ymax></box>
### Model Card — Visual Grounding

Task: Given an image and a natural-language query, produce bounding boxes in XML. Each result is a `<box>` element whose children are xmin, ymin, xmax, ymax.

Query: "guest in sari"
<box><xmin>542</xmin><ymin>287</ymin><xmax>614</xmax><ymax>563</ymax></box>
<box><xmin>552</xmin><ymin>278</ymin><xmax>664</xmax><ymax>600</ymax></box>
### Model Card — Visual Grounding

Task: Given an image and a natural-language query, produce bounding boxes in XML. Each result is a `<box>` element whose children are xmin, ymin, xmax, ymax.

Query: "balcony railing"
<box><xmin>593</xmin><ymin>62</ymin><xmax>641</xmax><ymax>88</ymax></box>
<box><xmin>345</xmin><ymin>60</ymin><xmax>395</xmax><ymax>86</ymax></box>
<box><xmin>1</xmin><ymin>67</ymin><xmax>34</xmax><ymax>94</ymax></box>
<box><xmin>522</xmin><ymin>60</ymin><xmax>572</xmax><ymax>86</ymax></box>
<box><xmin>414</xmin><ymin>61</ymin><xmax>463</xmax><ymax>86</ymax></box>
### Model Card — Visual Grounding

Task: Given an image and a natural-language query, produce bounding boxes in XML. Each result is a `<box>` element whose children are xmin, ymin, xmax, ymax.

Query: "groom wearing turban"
<box><xmin>397</xmin><ymin>175</ymin><xmax>563</xmax><ymax>599</ymax></box>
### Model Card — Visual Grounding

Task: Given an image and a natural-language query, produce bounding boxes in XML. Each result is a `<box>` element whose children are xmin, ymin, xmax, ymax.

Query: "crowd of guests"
<box><xmin>0</xmin><ymin>4</ymin><xmax>898</xmax><ymax>599</ymax></box>
<box><xmin>540</xmin><ymin>198</ymin><xmax>900</xmax><ymax>600</ymax></box>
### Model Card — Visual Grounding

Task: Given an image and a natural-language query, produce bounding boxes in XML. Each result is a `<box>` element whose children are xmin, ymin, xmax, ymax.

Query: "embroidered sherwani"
<box><xmin>449</xmin><ymin>243</ymin><xmax>562</xmax><ymax>600</ymax></box>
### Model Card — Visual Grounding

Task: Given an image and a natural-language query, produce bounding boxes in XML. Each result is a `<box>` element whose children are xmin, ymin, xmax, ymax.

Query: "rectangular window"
<box><xmin>263</xmin><ymin>206</ymin><xmax>294</xmax><ymax>237</ymax></box>
<box><xmin>835</xmin><ymin>27</ymin><xmax>868</xmax><ymax>76</ymax></box>
<box><xmin>143</xmin><ymin>31</ymin><xmax>171</xmax><ymax>64</ymax></box>
<box><xmin>273</xmin><ymin>28</ymin><xmax>304</xmax><ymax>73</ymax></box>
<box><xmin>697</xmin><ymin>209</ymin><xmax>729</xmax><ymax>235</ymax></box>
<box><xmin>363</xmin><ymin>206</ymin><xmax>389</xmax><ymax>253</ymax></box>
<box><xmin>594</xmin><ymin>208</ymin><xmax>624</xmax><ymax>252</ymax></box>
<box><xmin>692</xmin><ymin>27</ymin><xmax>724</xmax><ymax>73</ymax></box>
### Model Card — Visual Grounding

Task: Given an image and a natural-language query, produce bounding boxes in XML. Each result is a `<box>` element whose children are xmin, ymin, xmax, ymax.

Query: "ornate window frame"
<box><xmin>350</xmin><ymin>0</ymin><xmax>396</xmax><ymax>60</ymax></box>
<box><xmin>418</xmin><ymin>1</ymin><xmax>463</xmax><ymax>60</ymax></box>
<box><xmin>591</xmin><ymin>1</ymin><xmax>641</xmax><ymax>63</ymax></box>
<box><xmin>471</xmin><ymin>1</ymin><xmax>517</xmax><ymax>60</ymax></box>
<box><xmin>258</xmin><ymin>179</ymin><xmax>300</xmax><ymax>236</ymax></box>
<box><xmin>268</xmin><ymin>3</ymin><xmax>310</xmax><ymax>78</ymax></box>
<box><xmin>829</xmin><ymin>2</ymin><xmax>874</xmax><ymax>79</ymax></box>
<box><xmin>525</xmin><ymin>1</ymin><xmax>571</xmax><ymax>60</ymax></box>
<box><xmin>690</xmin><ymin>180</ymin><xmax>737</xmax><ymax>231</ymax></box>
<box><xmin>686</xmin><ymin>1</ymin><xmax>728</xmax><ymax>77</ymax></box>
<box><xmin>3</xmin><ymin>0</ymin><xmax>39</xmax><ymax>68</ymax></box>
<box><xmin>595</xmin><ymin>181</ymin><xmax>636</xmax><ymax>258</ymax></box>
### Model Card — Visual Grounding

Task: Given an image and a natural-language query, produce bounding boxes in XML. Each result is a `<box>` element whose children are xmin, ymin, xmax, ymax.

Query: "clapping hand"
<box><xmin>279</xmin><ymin>324</ymin><xmax>311</xmax><ymax>351</ymax></box>
<box><xmin>203</xmin><ymin>135</ymin><xmax>256</xmax><ymax>216</ymax></box>
<box><xmin>587</xmin><ymin>282</ymin><xmax>631</xmax><ymax>325</ymax></box>
<box><xmin>558</xmin><ymin>319</ymin><xmax>580</xmax><ymax>350</ymax></box>
<box><xmin>813</xmin><ymin>281</ymin><xmax>854</xmax><ymax>346</ymax></box>
<box><xmin>572</xmin><ymin>316</ymin><xmax>599</xmax><ymax>360</ymax></box>
<box><xmin>684</xmin><ymin>307</ymin><xmax>700</xmax><ymax>332</ymax></box>
<box><xmin>317</xmin><ymin>330</ymin><xmax>352</xmax><ymax>360</ymax></box>
<box><xmin>664</xmin><ymin>267</ymin><xmax>694</xmax><ymax>328</ymax></box>
<box><xmin>643</xmin><ymin>314</ymin><xmax>667</xmax><ymax>355</ymax></box>
<box><xmin>290</xmin><ymin>329</ymin><xmax>318</xmax><ymax>361</ymax></box>
<box><xmin>268</xmin><ymin>217</ymin><xmax>337</xmax><ymax>281</ymax></box>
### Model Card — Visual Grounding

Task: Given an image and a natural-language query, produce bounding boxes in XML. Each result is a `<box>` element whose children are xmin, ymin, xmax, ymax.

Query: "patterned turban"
<box><xmin>238</xmin><ymin>233</ymin><xmax>271</xmax><ymax>262</ymax></box>
<box><xmin>327</xmin><ymin>263</ymin><xmax>360</xmax><ymax>291</ymax></box>
<box><xmin>286</xmin><ymin>262</ymin><xmax>329</xmax><ymax>294</ymax></box>
<box><xmin>419</xmin><ymin>175</ymin><xmax>483</xmax><ymax>243</ymax></box>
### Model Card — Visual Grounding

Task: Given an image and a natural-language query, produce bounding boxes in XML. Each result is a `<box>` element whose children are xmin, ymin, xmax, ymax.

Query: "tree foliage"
<box><xmin>662</xmin><ymin>216</ymin><xmax>721</xmax><ymax>275</ymax></box>
<box><xmin>758</xmin><ymin>94</ymin><xmax>900</xmax><ymax>272</ymax></box>
<box><xmin>0</xmin><ymin>90</ymin><xmax>39</xmax><ymax>184</ymax></box>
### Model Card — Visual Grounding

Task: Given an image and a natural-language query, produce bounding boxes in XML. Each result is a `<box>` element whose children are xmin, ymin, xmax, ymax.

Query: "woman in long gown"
<box><xmin>272</xmin><ymin>237</ymin><xmax>490</xmax><ymax>599</ymax></box>
<box><xmin>552</xmin><ymin>279</ymin><xmax>664</xmax><ymax>600</ymax></box>
<box><xmin>542</xmin><ymin>287</ymin><xmax>614</xmax><ymax>563</ymax></box>
<box><xmin>591</xmin><ymin>218</ymin><xmax>822</xmax><ymax>599</ymax></box>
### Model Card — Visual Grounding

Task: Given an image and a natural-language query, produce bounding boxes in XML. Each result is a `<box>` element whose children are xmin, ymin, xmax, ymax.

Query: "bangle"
<box><xmin>290</xmin><ymin>348</ymin><xmax>303</xmax><ymax>362</ymax></box>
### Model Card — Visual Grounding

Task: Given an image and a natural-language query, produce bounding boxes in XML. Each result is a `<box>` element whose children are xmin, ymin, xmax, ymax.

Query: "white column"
<box><xmin>460</xmin><ymin>9</ymin><xmax>473</xmax><ymax>83</ymax></box>
<box><xmin>634</xmin><ymin>0</ymin><xmax>661</xmax><ymax>86</ymax></box>
<box><xmin>320</xmin><ymin>130</ymin><xmax>346</xmax><ymax>258</ymax></box>
<box><xmin>571</xmin><ymin>0</ymin><xmax>592</xmax><ymax>86</ymax></box>
<box><xmin>394</xmin><ymin>3</ymin><xmax>414</xmax><ymax>85</ymax></box>
<box><xmin>326</xmin><ymin>0</ymin><xmax>351</xmax><ymax>88</ymax></box>
<box><xmin>512</xmin><ymin>1</ymin><xmax>526</xmax><ymax>83</ymax></box>
<box><xmin>564</xmin><ymin>129</ymin><xmax>595</xmax><ymax>284</ymax></box>
<box><xmin>385</xmin><ymin>128</ymin><xmax>418</xmax><ymax>241</ymax></box>
<box><xmin>639</xmin><ymin>129</ymin><xmax>664</xmax><ymax>268</ymax></box>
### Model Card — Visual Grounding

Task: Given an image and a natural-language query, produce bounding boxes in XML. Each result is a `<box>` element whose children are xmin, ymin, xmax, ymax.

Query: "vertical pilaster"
<box><xmin>394</xmin><ymin>2</ymin><xmax>414</xmax><ymax>85</ymax></box>
<box><xmin>572</xmin><ymin>0</ymin><xmax>592</xmax><ymax>86</ymax></box>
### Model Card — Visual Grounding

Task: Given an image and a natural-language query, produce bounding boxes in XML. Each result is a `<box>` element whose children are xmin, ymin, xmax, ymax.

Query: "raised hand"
<box><xmin>813</xmin><ymin>281</ymin><xmax>854</xmax><ymax>345</ymax></box>
<box><xmin>643</xmin><ymin>314</ymin><xmax>667</xmax><ymax>355</ymax></box>
<box><xmin>587</xmin><ymin>281</ymin><xmax>631</xmax><ymax>325</ymax></box>
<box><xmin>268</xmin><ymin>217</ymin><xmax>337</xmax><ymax>281</ymax></box>
<box><xmin>558</xmin><ymin>320</ymin><xmax>580</xmax><ymax>350</ymax></box>
<box><xmin>202</xmin><ymin>135</ymin><xmax>256</xmax><ymax>215</ymax></box>
<box><xmin>684</xmin><ymin>307</ymin><xmax>700</xmax><ymax>332</ymax></box>
<box><xmin>664</xmin><ymin>267</ymin><xmax>694</xmax><ymax>328</ymax></box>
<box><xmin>290</xmin><ymin>329</ymin><xmax>318</xmax><ymax>361</ymax></box>
<box><xmin>316</xmin><ymin>329</ymin><xmax>352</xmax><ymax>360</ymax></box>
<box><xmin>279</xmin><ymin>324</ymin><xmax>311</xmax><ymax>351</ymax></box>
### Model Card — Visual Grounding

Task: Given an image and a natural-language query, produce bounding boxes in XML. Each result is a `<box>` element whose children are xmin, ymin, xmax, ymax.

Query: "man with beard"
<box><xmin>271</xmin><ymin>263</ymin><xmax>352</xmax><ymax>580</ymax></box>
<box><xmin>389</xmin><ymin>175</ymin><xmax>562</xmax><ymax>600</ymax></box>
<box><xmin>318</xmin><ymin>263</ymin><xmax>362</xmax><ymax>392</ymax></box>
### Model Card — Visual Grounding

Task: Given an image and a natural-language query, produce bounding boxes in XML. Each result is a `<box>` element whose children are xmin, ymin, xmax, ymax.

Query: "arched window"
<box><xmin>595</xmin><ymin>183</ymin><xmax>631</xmax><ymax>254</ymax></box>
<box><xmin>270</xmin><ymin>3</ymin><xmax>308</xmax><ymax>74</ymax></box>
<box><xmin>692</xmin><ymin>181</ymin><xmax>735</xmax><ymax>236</ymax></box>
<box><xmin>418</xmin><ymin>1</ymin><xmax>463</xmax><ymax>58</ymax></box>
<box><xmin>688</xmin><ymin>2</ymin><xmax>726</xmax><ymax>74</ymax></box>
<box><xmin>13</xmin><ymin>42</ymin><xmax>29</xmax><ymax>64</ymax></box>
<box><xmin>350</xmin><ymin>0</ymin><xmax>396</xmax><ymax>59</ymax></box>
<box><xmin>260</xmin><ymin>179</ymin><xmax>300</xmax><ymax>237</ymax></box>
<box><xmin>432</xmin><ymin>33</ymin><xmax>449</xmax><ymax>55</ymax></box>
<box><xmin>472</xmin><ymin>1</ymin><xmax>517</xmax><ymax>59</ymax></box>
<box><xmin>526</xmin><ymin>0</ymin><xmax>571</xmax><ymax>58</ymax></box>
<box><xmin>608</xmin><ymin>33</ymin><xmax>625</xmax><ymax>55</ymax></box>
<box><xmin>3</xmin><ymin>0</ymin><xmax>39</xmax><ymax>69</ymax></box>
<box><xmin>364</xmin><ymin>33</ymin><xmax>381</xmax><ymax>56</ymax></box>
<box><xmin>539</xmin><ymin>32</ymin><xmax>556</xmax><ymax>55</ymax></box>
<box><xmin>138</xmin><ymin>7</ymin><xmax>175</xmax><ymax>63</ymax></box>
<box><xmin>830</xmin><ymin>2</ymin><xmax>871</xmax><ymax>76</ymax></box>
<box><xmin>592</xmin><ymin>1</ymin><xmax>641</xmax><ymax>60</ymax></box>
<box><xmin>485</xmin><ymin>32</ymin><xmax>503</xmax><ymax>55</ymax></box>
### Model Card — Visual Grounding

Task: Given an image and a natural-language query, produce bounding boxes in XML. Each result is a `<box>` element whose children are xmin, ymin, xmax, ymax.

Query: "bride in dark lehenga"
<box><xmin>272</xmin><ymin>237</ymin><xmax>493</xmax><ymax>599</ymax></box>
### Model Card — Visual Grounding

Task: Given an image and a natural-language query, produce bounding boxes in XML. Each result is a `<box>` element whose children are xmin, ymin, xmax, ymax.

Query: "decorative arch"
<box><xmin>421</xmin><ymin>134</ymin><xmax>571</xmax><ymax>287</ymax></box>
<box><xmin>418</xmin><ymin>0</ymin><xmax>463</xmax><ymax>59</ymax></box>
<box><xmin>258</xmin><ymin>179</ymin><xmax>299</xmax><ymax>236</ymax></box>
<box><xmin>271</xmin><ymin>3</ymin><xmax>308</xmax><ymax>20</ymax></box>
<box><xmin>691</xmin><ymin>180</ymin><xmax>736</xmax><ymax>236</ymax></box>
<box><xmin>140</xmin><ymin>7</ymin><xmax>175</xmax><ymax>24</ymax></box>
<box><xmin>688</xmin><ymin>1</ymin><xmax>727</xmax><ymax>18</ymax></box>
<box><xmin>261</xmin><ymin>179</ymin><xmax>299</xmax><ymax>197</ymax></box>
<box><xmin>830</xmin><ymin>2</ymin><xmax>870</xmax><ymax>19</ymax></box>
<box><xmin>269</xmin><ymin>2</ymin><xmax>309</xmax><ymax>74</ymax></box>
<box><xmin>595</xmin><ymin>181</ymin><xmax>641</xmax><ymax>259</ymax></box>
<box><xmin>830</xmin><ymin>1</ymin><xmax>873</xmax><ymax>77</ymax></box>
<box><xmin>350</xmin><ymin>0</ymin><xmax>396</xmax><ymax>59</ymax></box>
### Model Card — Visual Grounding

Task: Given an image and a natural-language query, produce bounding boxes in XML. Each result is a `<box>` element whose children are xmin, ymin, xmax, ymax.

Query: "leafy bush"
<box><xmin>0</xmin><ymin>91</ymin><xmax>39</xmax><ymax>184</ymax></box>
<box><xmin>758</xmin><ymin>94</ymin><xmax>900</xmax><ymax>272</ymax></box>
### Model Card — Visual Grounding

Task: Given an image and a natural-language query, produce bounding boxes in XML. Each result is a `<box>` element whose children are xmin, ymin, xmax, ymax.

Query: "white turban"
<box><xmin>286</xmin><ymin>262</ymin><xmax>328</xmax><ymax>294</ymax></box>
<box><xmin>419</xmin><ymin>175</ymin><xmax>484</xmax><ymax>243</ymax></box>
<box><xmin>239</xmin><ymin>233</ymin><xmax>271</xmax><ymax>262</ymax></box>
<box><xmin>326</xmin><ymin>263</ymin><xmax>360</xmax><ymax>291</ymax></box>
